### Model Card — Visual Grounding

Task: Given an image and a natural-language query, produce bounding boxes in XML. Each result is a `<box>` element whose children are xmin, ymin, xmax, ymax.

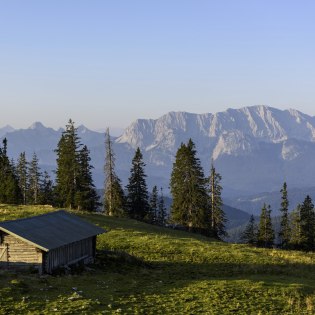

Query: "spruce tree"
<box><xmin>0</xmin><ymin>138</ymin><xmax>20</xmax><ymax>204</ymax></box>
<box><xmin>157</xmin><ymin>187</ymin><xmax>167</xmax><ymax>226</ymax></box>
<box><xmin>28</xmin><ymin>152</ymin><xmax>41</xmax><ymax>204</ymax></box>
<box><xmin>55</xmin><ymin>119</ymin><xmax>81</xmax><ymax>209</ymax></box>
<box><xmin>240</xmin><ymin>215</ymin><xmax>257</xmax><ymax>245</ymax></box>
<box><xmin>170</xmin><ymin>139</ymin><xmax>208</xmax><ymax>233</ymax></box>
<box><xmin>104</xmin><ymin>127</ymin><xmax>114</xmax><ymax>215</ymax></box>
<box><xmin>257</xmin><ymin>203</ymin><xmax>275</xmax><ymax>248</ymax></box>
<box><xmin>289</xmin><ymin>204</ymin><xmax>302</xmax><ymax>249</ymax></box>
<box><xmin>300</xmin><ymin>195</ymin><xmax>315</xmax><ymax>251</ymax></box>
<box><xmin>279</xmin><ymin>182</ymin><xmax>290</xmax><ymax>249</ymax></box>
<box><xmin>104</xmin><ymin>128</ymin><xmax>125</xmax><ymax>216</ymax></box>
<box><xmin>38</xmin><ymin>171</ymin><xmax>55</xmax><ymax>205</ymax></box>
<box><xmin>75</xmin><ymin>145</ymin><xmax>100</xmax><ymax>211</ymax></box>
<box><xmin>149</xmin><ymin>185</ymin><xmax>158</xmax><ymax>224</ymax></box>
<box><xmin>108</xmin><ymin>177</ymin><xmax>126</xmax><ymax>217</ymax></box>
<box><xmin>17</xmin><ymin>152</ymin><xmax>28</xmax><ymax>205</ymax></box>
<box><xmin>126</xmin><ymin>147</ymin><xmax>149</xmax><ymax>220</ymax></box>
<box><xmin>209</xmin><ymin>161</ymin><xmax>227</xmax><ymax>239</ymax></box>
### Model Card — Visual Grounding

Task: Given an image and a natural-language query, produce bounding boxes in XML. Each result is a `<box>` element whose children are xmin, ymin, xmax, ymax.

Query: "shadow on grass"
<box><xmin>95</xmin><ymin>248</ymin><xmax>315</xmax><ymax>292</ymax></box>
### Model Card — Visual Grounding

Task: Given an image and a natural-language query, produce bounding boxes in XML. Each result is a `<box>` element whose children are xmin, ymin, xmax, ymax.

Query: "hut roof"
<box><xmin>0</xmin><ymin>210</ymin><xmax>105</xmax><ymax>252</ymax></box>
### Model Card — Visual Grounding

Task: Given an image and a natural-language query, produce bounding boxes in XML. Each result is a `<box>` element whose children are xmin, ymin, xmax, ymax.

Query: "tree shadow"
<box><xmin>89</xmin><ymin>251</ymin><xmax>315</xmax><ymax>314</ymax></box>
<box><xmin>95</xmin><ymin>248</ymin><xmax>315</xmax><ymax>287</ymax></box>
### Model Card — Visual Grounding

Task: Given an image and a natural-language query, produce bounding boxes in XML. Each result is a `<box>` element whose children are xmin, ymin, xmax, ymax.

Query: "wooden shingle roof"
<box><xmin>0</xmin><ymin>210</ymin><xmax>105</xmax><ymax>252</ymax></box>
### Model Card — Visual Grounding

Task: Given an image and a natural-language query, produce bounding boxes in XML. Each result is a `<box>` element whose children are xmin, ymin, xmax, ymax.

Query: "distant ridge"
<box><xmin>2</xmin><ymin>105</ymin><xmax>315</xmax><ymax>198</ymax></box>
<box><xmin>0</xmin><ymin>125</ymin><xmax>15</xmax><ymax>138</ymax></box>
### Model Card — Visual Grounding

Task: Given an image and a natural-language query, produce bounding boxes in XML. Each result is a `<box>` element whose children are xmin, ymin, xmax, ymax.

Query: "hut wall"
<box><xmin>0</xmin><ymin>232</ymin><xmax>42</xmax><ymax>271</ymax></box>
<box><xmin>44</xmin><ymin>237</ymin><xmax>94</xmax><ymax>273</ymax></box>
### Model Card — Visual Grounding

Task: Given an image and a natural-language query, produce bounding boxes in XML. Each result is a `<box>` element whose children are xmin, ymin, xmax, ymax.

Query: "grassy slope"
<box><xmin>0</xmin><ymin>205</ymin><xmax>315</xmax><ymax>314</ymax></box>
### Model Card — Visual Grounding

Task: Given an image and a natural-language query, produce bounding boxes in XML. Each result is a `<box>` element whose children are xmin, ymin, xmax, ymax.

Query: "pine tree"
<box><xmin>0</xmin><ymin>138</ymin><xmax>20</xmax><ymax>204</ymax></box>
<box><xmin>75</xmin><ymin>145</ymin><xmax>100</xmax><ymax>211</ymax></box>
<box><xmin>104</xmin><ymin>128</ymin><xmax>125</xmax><ymax>216</ymax></box>
<box><xmin>17</xmin><ymin>152</ymin><xmax>28</xmax><ymax>205</ymax></box>
<box><xmin>257</xmin><ymin>203</ymin><xmax>275</xmax><ymax>248</ymax></box>
<box><xmin>157</xmin><ymin>187</ymin><xmax>167</xmax><ymax>226</ymax></box>
<box><xmin>170</xmin><ymin>139</ymin><xmax>208</xmax><ymax>233</ymax></box>
<box><xmin>209</xmin><ymin>161</ymin><xmax>227</xmax><ymax>239</ymax></box>
<box><xmin>289</xmin><ymin>204</ymin><xmax>303</xmax><ymax>250</ymax></box>
<box><xmin>28</xmin><ymin>152</ymin><xmax>41</xmax><ymax>204</ymax></box>
<box><xmin>55</xmin><ymin>119</ymin><xmax>82</xmax><ymax>209</ymax></box>
<box><xmin>126</xmin><ymin>147</ymin><xmax>149</xmax><ymax>220</ymax></box>
<box><xmin>240</xmin><ymin>215</ymin><xmax>257</xmax><ymax>245</ymax></box>
<box><xmin>149</xmin><ymin>185</ymin><xmax>158</xmax><ymax>224</ymax></box>
<box><xmin>279</xmin><ymin>182</ymin><xmax>290</xmax><ymax>249</ymax></box>
<box><xmin>300</xmin><ymin>195</ymin><xmax>315</xmax><ymax>251</ymax></box>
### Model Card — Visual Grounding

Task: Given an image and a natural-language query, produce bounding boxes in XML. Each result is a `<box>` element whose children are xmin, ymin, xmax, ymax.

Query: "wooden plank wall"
<box><xmin>0</xmin><ymin>232</ymin><xmax>42</xmax><ymax>271</ymax></box>
<box><xmin>0</xmin><ymin>232</ymin><xmax>96</xmax><ymax>274</ymax></box>
<box><xmin>45</xmin><ymin>237</ymin><xmax>94</xmax><ymax>273</ymax></box>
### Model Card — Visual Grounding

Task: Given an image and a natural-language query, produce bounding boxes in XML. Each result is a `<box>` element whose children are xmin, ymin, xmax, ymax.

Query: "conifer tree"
<box><xmin>157</xmin><ymin>187</ymin><xmax>167</xmax><ymax>226</ymax></box>
<box><xmin>170</xmin><ymin>139</ymin><xmax>208</xmax><ymax>233</ymax></box>
<box><xmin>55</xmin><ymin>119</ymin><xmax>81</xmax><ymax>209</ymax></box>
<box><xmin>300</xmin><ymin>195</ymin><xmax>315</xmax><ymax>251</ymax></box>
<box><xmin>240</xmin><ymin>214</ymin><xmax>257</xmax><ymax>245</ymax></box>
<box><xmin>75</xmin><ymin>145</ymin><xmax>100</xmax><ymax>211</ymax></box>
<box><xmin>126</xmin><ymin>147</ymin><xmax>149</xmax><ymax>220</ymax></box>
<box><xmin>279</xmin><ymin>182</ymin><xmax>290</xmax><ymax>249</ymax></box>
<box><xmin>28</xmin><ymin>152</ymin><xmax>41</xmax><ymax>204</ymax></box>
<box><xmin>2</xmin><ymin>138</ymin><xmax>7</xmax><ymax>156</ymax></box>
<box><xmin>149</xmin><ymin>185</ymin><xmax>158</xmax><ymax>224</ymax></box>
<box><xmin>38</xmin><ymin>171</ymin><xmax>55</xmax><ymax>205</ymax></box>
<box><xmin>108</xmin><ymin>177</ymin><xmax>126</xmax><ymax>217</ymax></box>
<box><xmin>104</xmin><ymin>127</ymin><xmax>114</xmax><ymax>215</ymax></box>
<box><xmin>0</xmin><ymin>138</ymin><xmax>20</xmax><ymax>204</ymax></box>
<box><xmin>209</xmin><ymin>161</ymin><xmax>227</xmax><ymax>239</ymax></box>
<box><xmin>257</xmin><ymin>203</ymin><xmax>275</xmax><ymax>248</ymax></box>
<box><xmin>289</xmin><ymin>204</ymin><xmax>303</xmax><ymax>249</ymax></box>
<box><xmin>104</xmin><ymin>128</ymin><xmax>125</xmax><ymax>216</ymax></box>
<box><xmin>17</xmin><ymin>152</ymin><xmax>28</xmax><ymax>205</ymax></box>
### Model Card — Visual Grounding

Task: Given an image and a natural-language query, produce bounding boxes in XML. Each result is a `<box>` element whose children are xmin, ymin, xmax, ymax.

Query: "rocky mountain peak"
<box><xmin>29</xmin><ymin>122</ymin><xmax>46</xmax><ymax>130</ymax></box>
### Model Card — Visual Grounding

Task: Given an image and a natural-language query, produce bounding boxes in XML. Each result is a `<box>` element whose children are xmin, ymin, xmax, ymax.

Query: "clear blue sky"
<box><xmin>1</xmin><ymin>1</ymin><xmax>314</xmax><ymax>132</ymax></box>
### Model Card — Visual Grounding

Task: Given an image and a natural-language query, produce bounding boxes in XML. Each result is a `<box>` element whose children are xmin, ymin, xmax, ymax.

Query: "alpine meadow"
<box><xmin>2</xmin><ymin>1</ymin><xmax>315</xmax><ymax>313</ymax></box>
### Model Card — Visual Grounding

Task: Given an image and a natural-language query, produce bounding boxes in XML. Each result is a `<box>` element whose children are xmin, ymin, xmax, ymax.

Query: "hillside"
<box><xmin>1</xmin><ymin>205</ymin><xmax>315</xmax><ymax>314</ymax></box>
<box><xmin>97</xmin><ymin>189</ymin><xmax>251</xmax><ymax>231</ymax></box>
<box><xmin>225</xmin><ymin>186</ymin><xmax>315</xmax><ymax>216</ymax></box>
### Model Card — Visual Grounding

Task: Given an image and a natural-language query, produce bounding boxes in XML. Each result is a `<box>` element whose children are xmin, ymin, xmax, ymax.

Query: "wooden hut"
<box><xmin>0</xmin><ymin>210</ymin><xmax>105</xmax><ymax>274</ymax></box>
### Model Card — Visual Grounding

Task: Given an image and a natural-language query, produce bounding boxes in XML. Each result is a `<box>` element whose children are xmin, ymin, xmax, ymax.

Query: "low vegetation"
<box><xmin>1</xmin><ymin>205</ymin><xmax>315</xmax><ymax>314</ymax></box>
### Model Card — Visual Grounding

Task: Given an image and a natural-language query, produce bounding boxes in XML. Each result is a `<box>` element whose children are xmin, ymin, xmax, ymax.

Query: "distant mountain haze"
<box><xmin>0</xmin><ymin>125</ymin><xmax>15</xmax><ymax>138</ymax></box>
<box><xmin>225</xmin><ymin>186</ymin><xmax>315</xmax><ymax>216</ymax></box>
<box><xmin>2</xmin><ymin>105</ymin><xmax>315</xmax><ymax>202</ymax></box>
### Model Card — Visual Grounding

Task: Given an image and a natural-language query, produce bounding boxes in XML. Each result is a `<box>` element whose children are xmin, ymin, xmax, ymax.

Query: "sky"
<box><xmin>0</xmin><ymin>1</ymin><xmax>315</xmax><ymax>133</ymax></box>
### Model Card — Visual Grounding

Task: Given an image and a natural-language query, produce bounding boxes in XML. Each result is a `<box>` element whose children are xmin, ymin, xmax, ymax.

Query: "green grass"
<box><xmin>1</xmin><ymin>205</ymin><xmax>315</xmax><ymax>314</ymax></box>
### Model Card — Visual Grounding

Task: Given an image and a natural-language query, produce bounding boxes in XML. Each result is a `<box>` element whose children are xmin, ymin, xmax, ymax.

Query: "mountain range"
<box><xmin>116</xmin><ymin>105</ymin><xmax>315</xmax><ymax>197</ymax></box>
<box><xmin>2</xmin><ymin>105</ymin><xmax>315</xmax><ymax>211</ymax></box>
